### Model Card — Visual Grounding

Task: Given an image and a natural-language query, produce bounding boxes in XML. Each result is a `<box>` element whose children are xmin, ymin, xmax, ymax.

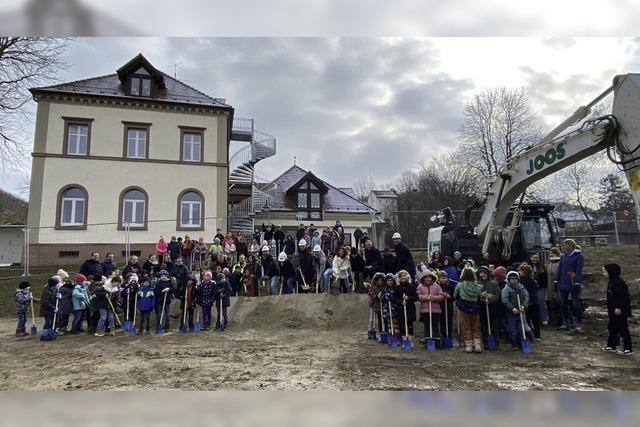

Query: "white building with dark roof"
<box><xmin>230</xmin><ymin>165</ymin><xmax>379</xmax><ymax>246</ymax></box>
<box><xmin>27</xmin><ymin>54</ymin><xmax>276</xmax><ymax>266</ymax></box>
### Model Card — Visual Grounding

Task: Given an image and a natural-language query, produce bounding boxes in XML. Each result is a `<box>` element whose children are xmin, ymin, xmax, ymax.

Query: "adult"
<box><xmin>354</xmin><ymin>226</ymin><xmax>364</xmax><ymax>246</ymax></box>
<box><xmin>296</xmin><ymin>224</ymin><xmax>306</xmax><ymax>243</ymax></box>
<box><xmin>311</xmin><ymin>245</ymin><xmax>327</xmax><ymax>292</ymax></box>
<box><xmin>283</xmin><ymin>235</ymin><xmax>296</xmax><ymax>256</ymax></box>
<box><xmin>122</xmin><ymin>255</ymin><xmax>142</xmax><ymax>279</ymax></box>
<box><xmin>80</xmin><ymin>252</ymin><xmax>103</xmax><ymax>279</ymax></box>
<box><xmin>155</xmin><ymin>236</ymin><xmax>168</xmax><ymax>262</ymax></box>
<box><xmin>392</xmin><ymin>232</ymin><xmax>416</xmax><ymax>280</ymax></box>
<box><xmin>101</xmin><ymin>253</ymin><xmax>116</xmax><ymax>277</ymax></box>
<box><xmin>230</xmin><ymin>254</ymin><xmax>247</xmax><ymax>296</ymax></box>
<box><xmin>260</xmin><ymin>245</ymin><xmax>279</xmax><ymax>295</ymax></box>
<box><xmin>262</xmin><ymin>223</ymin><xmax>274</xmax><ymax>243</ymax></box>
<box><xmin>296</xmin><ymin>239</ymin><xmax>315</xmax><ymax>292</ymax></box>
<box><xmin>168</xmin><ymin>237</ymin><xmax>181</xmax><ymax>262</ymax></box>
<box><xmin>274</xmin><ymin>225</ymin><xmax>286</xmax><ymax>254</ymax></box>
<box><xmin>554</xmin><ymin>239</ymin><xmax>584</xmax><ymax>332</ymax></box>
<box><xmin>141</xmin><ymin>254</ymin><xmax>159</xmax><ymax>278</ymax></box>
<box><xmin>333</xmin><ymin>220</ymin><xmax>342</xmax><ymax>231</ymax></box>
<box><xmin>171</xmin><ymin>257</ymin><xmax>190</xmax><ymax>288</ymax></box>
<box><xmin>428</xmin><ymin>250</ymin><xmax>445</xmax><ymax>270</ymax></box>
<box><xmin>277</xmin><ymin>252</ymin><xmax>297</xmax><ymax>294</ymax></box>
<box><xmin>381</xmin><ymin>246</ymin><xmax>397</xmax><ymax>274</ymax></box>
<box><xmin>349</xmin><ymin>246</ymin><xmax>366</xmax><ymax>293</ymax></box>
<box><xmin>235</xmin><ymin>235</ymin><xmax>248</xmax><ymax>258</ymax></box>
<box><xmin>332</xmin><ymin>247</ymin><xmax>351</xmax><ymax>293</ymax></box>
<box><xmin>530</xmin><ymin>253</ymin><xmax>549</xmax><ymax>325</ymax></box>
<box><xmin>214</xmin><ymin>229</ymin><xmax>225</xmax><ymax>243</ymax></box>
<box><xmin>181</xmin><ymin>235</ymin><xmax>195</xmax><ymax>269</ymax></box>
<box><xmin>321</xmin><ymin>228</ymin><xmax>331</xmax><ymax>253</ymax></box>
<box><xmin>363</xmin><ymin>238</ymin><xmax>383</xmax><ymax>281</ymax></box>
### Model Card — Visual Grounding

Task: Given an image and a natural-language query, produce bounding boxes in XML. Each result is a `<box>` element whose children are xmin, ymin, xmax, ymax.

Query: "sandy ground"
<box><xmin>0</xmin><ymin>294</ymin><xmax>638</xmax><ymax>391</ymax></box>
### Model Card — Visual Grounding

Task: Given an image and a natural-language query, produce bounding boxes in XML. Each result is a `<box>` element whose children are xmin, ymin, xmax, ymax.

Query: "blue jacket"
<box><xmin>101</xmin><ymin>260</ymin><xmax>116</xmax><ymax>277</ymax></box>
<box><xmin>137</xmin><ymin>284</ymin><xmax>156</xmax><ymax>311</ymax></box>
<box><xmin>444</xmin><ymin>266</ymin><xmax>459</xmax><ymax>287</ymax></box>
<box><xmin>72</xmin><ymin>284</ymin><xmax>90</xmax><ymax>311</ymax></box>
<box><xmin>554</xmin><ymin>249</ymin><xmax>584</xmax><ymax>291</ymax></box>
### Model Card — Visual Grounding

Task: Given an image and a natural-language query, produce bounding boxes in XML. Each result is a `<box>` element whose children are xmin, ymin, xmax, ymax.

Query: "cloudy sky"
<box><xmin>2</xmin><ymin>36</ymin><xmax>640</xmax><ymax>197</ymax></box>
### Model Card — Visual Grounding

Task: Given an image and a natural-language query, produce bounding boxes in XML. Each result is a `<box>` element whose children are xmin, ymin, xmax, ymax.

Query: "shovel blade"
<box><xmin>487</xmin><ymin>335</ymin><xmax>497</xmax><ymax>350</ymax></box>
<box><xmin>156</xmin><ymin>325</ymin><xmax>164</xmax><ymax>335</ymax></box>
<box><xmin>521</xmin><ymin>339</ymin><xmax>532</xmax><ymax>354</ymax></box>
<box><xmin>442</xmin><ymin>337</ymin><xmax>452</xmax><ymax>349</ymax></box>
<box><xmin>389</xmin><ymin>335</ymin><xmax>399</xmax><ymax>348</ymax></box>
<box><xmin>371</xmin><ymin>331</ymin><xmax>377</xmax><ymax>341</ymax></box>
<box><xmin>194</xmin><ymin>322</ymin><xmax>201</xmax><ymax>333</ymax></box>
<box><xmin>180</xmin><ymin>324</ymin><xmax>188</xmax><ymax>333</ymax></box>
<box><xmin>30</xmin><ymin>325</ymin><xmax>37</xmax><ymax>336</ymax></box>
<box><xmin>426</xmin><ymin>339</ymin><xmax>436</xmax><ymax>352</ymax></box>
<box><xmin>129</xmin><ymin>327</ymin><xmax>136</xmax><ymax>336</ymax></box>
<box><xmin>379</xmin><ymin>331</ymin><xmax>388</xmax><ymax>344</ymax></box>
<box><xmin>402</xmin><ymin>338</ymin><xmax>412</xmax><ymax>352</ymax></box>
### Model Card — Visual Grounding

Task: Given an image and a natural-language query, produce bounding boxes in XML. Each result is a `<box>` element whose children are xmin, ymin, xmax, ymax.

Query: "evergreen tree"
<box><xmin>598</xmin><ymin>173</ymin><xmax>634</xmax><ymax>212</ymax></box>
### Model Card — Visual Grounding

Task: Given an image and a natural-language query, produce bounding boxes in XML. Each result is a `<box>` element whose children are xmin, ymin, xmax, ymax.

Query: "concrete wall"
<box><xmin>0</xmin><ymin>228</ymin><xmax>24</xmax><ymax>266</ymax></box>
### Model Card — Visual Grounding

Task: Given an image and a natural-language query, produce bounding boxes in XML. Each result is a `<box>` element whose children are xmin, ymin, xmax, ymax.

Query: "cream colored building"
<box><xmin>27</xmin><ymin>54</ymin><xmax>235</xmax><ymax>265</ymax></box>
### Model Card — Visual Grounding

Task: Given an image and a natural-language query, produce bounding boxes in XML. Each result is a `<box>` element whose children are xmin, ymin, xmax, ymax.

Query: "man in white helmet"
<box><xmin>392</xmin><ymin>232</ymin><xmax>416</xmax><ymax>280</ymax></box>
<box><xmin>311</xmin><ymin>245</ymin><xmax>328</xmax><ymax>293</ymax></box>
<box><xmin>294</xmin><ymin>239</ymin><xmax>314</xmax><ymax>293</ymax></box>
<box><xmin>260</xmin><ymin>245</ymin><xmax>278</xmax><ymax>295</ymax></box>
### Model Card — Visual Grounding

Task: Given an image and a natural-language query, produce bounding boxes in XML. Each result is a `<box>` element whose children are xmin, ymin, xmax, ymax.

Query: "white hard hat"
<box><xmin>277</xmin><ymin>252</ymin><xmax>287</xmax><ymax>262</ymax></box>
<box><xmin>312</xmin><ymin>245</ymin><xmax>321</xmax><ymax>252</ymax></box>
<box><xmin>261</xmin><ymin>245</ymin><xmax>270</xmax><ymax>252</ymax></box>
<box><xmin>298</xmin><ymin>239</ymin><xmax>307</xmax><ymax>247</ymax></box>
<box><xmin>392</xmin><ymin>232</ymin><xmax>402</xmax><ymax>240</ymax></box>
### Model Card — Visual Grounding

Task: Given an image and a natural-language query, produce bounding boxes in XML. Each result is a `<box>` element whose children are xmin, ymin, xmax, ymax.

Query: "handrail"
<box><xmin>232</xmin><ymin>117</ymin><xmax>254</xmax><ymax>134</ymax></box>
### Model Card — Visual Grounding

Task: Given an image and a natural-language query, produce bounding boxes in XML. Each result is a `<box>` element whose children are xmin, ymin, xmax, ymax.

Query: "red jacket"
<box><xmin>417</xmin><ymin>283</ymin><xmax>444</xmax><ymax>314</ymax></box>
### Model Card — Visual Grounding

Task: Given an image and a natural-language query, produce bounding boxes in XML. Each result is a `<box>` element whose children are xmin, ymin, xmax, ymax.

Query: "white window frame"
<box><xmin>127</xmin><ymin>128</ymin><xmax>147</xmax><ymax>159</ymax></box>
<box><xmin>67</xmin><ymin>124</ymin><xmax>89</xmax><ymax>155</ymax></box>
<box><xmin>180</xmin><ymin>200</ymin><xmax>202</xmax><ymax>227</ymax></box>
<box><xmin>61</xmin><ymin>196</ymin><xmax>85</xmax><ymax>226</ymax></box>
<box><xmin>123</xmin><ymin>198</ymin><xmax>145</xmax><ymax>227</ymax></box>
<box><xmin>183</xmin><ymin>132</ymin><xmax>201</xmax><ymax>162</ymax></box>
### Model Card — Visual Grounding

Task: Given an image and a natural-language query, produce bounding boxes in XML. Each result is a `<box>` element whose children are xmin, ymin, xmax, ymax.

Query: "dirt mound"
<box><xmin>229</xmin><ymin>294</ymin><xmax>369</xmax><ymax>331</ymax></box>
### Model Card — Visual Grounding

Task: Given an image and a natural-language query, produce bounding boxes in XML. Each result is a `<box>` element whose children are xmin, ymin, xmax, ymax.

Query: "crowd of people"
<box><xmin>12</xmin><ymin>225</ymin><xmax>633</xmax><ymax>355</ymax></box>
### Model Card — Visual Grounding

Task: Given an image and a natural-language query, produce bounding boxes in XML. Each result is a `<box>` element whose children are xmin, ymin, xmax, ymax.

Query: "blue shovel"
<box><xmin>442</xmin><ymin>299</ymin><xmax>452</xmax><ymax>349</ymax></box>
<box><xmin>156</xmin><ymin>292</ymin><xmax>168</xmax><ymax>335</ymax></box>
<box><xmin>388</xmin><ymin>301</ymin><xmax>399</xmax><ymax>348</ymax></box>
<box><xmin>129</xmin><ymin>289</ymin><xmax>137</xmax><ymax>336</ymax></box>
<box><xmin>485</xmin><ymin>300</ymin><xmax>496</xmax><ymax>350</ymax></box>
<box><xmin>517</xmin><ymin>294</ymin><xmax>532</xmax><ymax>354</ymax></box>
<box><xmin>402</xmin><ymin>301</ymin><xmax>412</xmax><ymax>352</ymax></box>
<box><xmin>29</xmin><ymin>292</ymin><xmax>38</xmax><ymax>336</ymax></box>
<box><xmin>194</xmin><ymin>306</ymin><xmax>202</xmax><ymax>333</ymax></box>
<box><xmin>378</xmin><ymin>300</ymin><xmax>388</xmax><ymax>344</ymax></box>
<box><xmin>123</xmin><ymin>288</ymin><xmax>132</xmax><ymax>333</ymax></box>
<box><xmin>179</xmin><ymin>286</ymin><xmax>189</xmax><ymax>333</ymax></box>
<box><xmin>426</xmin><ymin>300</ymin><xmax>436</xmax><ymax>352</ymax></box>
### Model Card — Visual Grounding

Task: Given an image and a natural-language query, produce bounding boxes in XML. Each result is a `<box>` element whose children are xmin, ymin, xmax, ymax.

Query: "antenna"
<box><xmin>293</xmin><ymin>153</ymin><xmax>297</xmax><ymax>165</ymax></box>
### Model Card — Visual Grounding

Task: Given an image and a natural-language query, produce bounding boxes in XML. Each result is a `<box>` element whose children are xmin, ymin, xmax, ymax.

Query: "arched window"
<box><xmin>57</xmin><ymin>185</ymin><xmax>88</xmax><ymax>228</ymax></box>
<box><xmin>119</xmin><ymin>187</ymin><xmax>148</xmax><ymax>229</ymax></box>
<box><xmin>178</xmin><ymin>190</ymin><xmax>204</xmax><ymax>230</ymax></box>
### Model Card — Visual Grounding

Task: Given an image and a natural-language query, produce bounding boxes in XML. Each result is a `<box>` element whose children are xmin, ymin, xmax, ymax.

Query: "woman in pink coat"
<box><xmin>416</xmin><ymin>270</ymin><xmax>444</xmax><ymax>344</ymax></box>
<box><xmin>155</xmin><ymin>236</ymin><xmax>168</xmax><ymax>261</ymax></box>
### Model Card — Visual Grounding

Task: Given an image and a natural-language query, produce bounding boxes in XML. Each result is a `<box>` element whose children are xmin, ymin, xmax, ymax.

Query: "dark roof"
<box><xmin>30</xmin><ymin>54</ymin><xmax>231</xmax><ymax>109</ymax></box>
<box><xmin>116</xmin><ymin>53</ymin><xmax>166</xmax><ymax>89</ymax></box>
<box><xmin>371</xmin><ymin>190</ymin><xmax>397</xmax><ymax>198</ymax></box>
<box><xmin>284</xmin><ymin>170</ymin><xmax>329</xmax><ymax>194</ymax></box>
<box><xmin>267</xmin><ymin>165</ymin><xmax>377</xmax><ymax>214</ymax></box>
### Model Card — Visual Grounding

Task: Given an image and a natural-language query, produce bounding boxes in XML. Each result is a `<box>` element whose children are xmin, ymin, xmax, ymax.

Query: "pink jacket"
<box><xmin>155</xmin><ymin>239</ymin><xmax>168</xmax><ymax>255</ymax></box>
<box><xmin>417</xmin><ymin>283</ymin><xmax>444</xmax><ymax>314</ymax></box>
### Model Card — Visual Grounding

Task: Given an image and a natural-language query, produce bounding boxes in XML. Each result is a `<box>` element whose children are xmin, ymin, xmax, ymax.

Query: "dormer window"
<box><xmin>129</xmin><ymin>68</ymin><xmax>153</xmax><ymax>97</ymax></box>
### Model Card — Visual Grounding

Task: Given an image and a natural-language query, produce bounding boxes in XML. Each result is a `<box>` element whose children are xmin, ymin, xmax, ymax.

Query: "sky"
<box><xmin>2</xmin><ymin>36</ymin><xmax>640</xmax><ymax>198</ymax></box>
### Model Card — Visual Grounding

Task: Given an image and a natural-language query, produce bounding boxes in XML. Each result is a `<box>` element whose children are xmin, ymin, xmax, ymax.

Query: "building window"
<box><xmin>62</xmin><ymin>117</ymin><xmax>93</xmax><ymax>156</ymax></box>
<box><xmin>296</xmin><ymin>182</ymin><xmax>322</xmax><ymax>220</ymax></box>
<box><xmin>179</xmin><ymin>126</ymin><xmax>205</xmax><ymax>162</ymax></box>
<box><xmin>56</xmin><ymin>184</ymin><xmax>88</xmax><ymax>230</ymax></box>
<box><xmin>119</xmin><ymin>187</ymin><xmax>148</xmax><ymax>229</ymax></box>
<box><xmin>122</xmin><ymin>122</ymin><xmax>151</xmax><ymax>159</ymax></box>
<box><xmin>177</xmin><ymin>189</ymin><xmax>204</xmax><ymax>231</ymax></box>
<box><xmin>129</xmin><ymin>69</ymin><xmax>153</xmax><ymax>97</ymax></box>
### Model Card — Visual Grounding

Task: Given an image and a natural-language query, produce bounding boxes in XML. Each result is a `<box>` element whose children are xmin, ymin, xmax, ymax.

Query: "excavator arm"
<box><xmin>477</xmin><ymin>73</ymin><xmax>640</xmax><ymax>260</ymax></box>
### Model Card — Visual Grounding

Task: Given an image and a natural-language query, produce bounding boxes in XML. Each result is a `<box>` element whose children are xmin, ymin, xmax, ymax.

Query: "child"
<box><xmin>501</xmin><ymin>271</ymin><xmax>530</xmax><ymax>351</ymax></box>
<box><xmin>71</xmin><ymin>273</ymin><xmax>90</xmax><ymax>334</ymax></box>
<box><xmin>602</xmin><ymin>263</ymin><xmax>633</xmax><ymax>355</ymax></box>
<box><xmin>197</xmin><ymin>271</ymin><xmax>215</xmax><ymax>330</ymax></box>
<box><xmin>438</xmin><ymin>270</ymin><xmax>454</xmax><ymax>341</ymax></box>
<box><xmin>214</xmin><ymin>272</ymin><xmax>230</xmax><ymax>331</ymax></box>
<box><xmin>396</xmin><ymin>269</ymin><xmax>418</xmax><ymax>346</ymax></box>
<box><xmin>242</xmin><ymin>268</ymin><xmax>256</xmax><ymax>297</ymax></box>
<box><xmin>178</xmin><ymin>275</ymin><xmax>197</xmax><ymax>331</ymax></box>
<box><xmin>39</xmin><ymin>277</ymin><xmax>59</xmax><ymax>336</ymax></box>
<box><xmin>518</xmin><ymin>263</ymin><xmax>541</xmax><ymax>341</ymax></box>
<box><xmin>380</xmin><ymin>273</ymin><xmax>399</xmax><ymax>341</ymax></box>
<box><xmin>477</xmin><ymin>266</ymin><xmax>502</xmax><ymax>347</ymax></box>
<box><xmin>137</xmin><ymin>277</ymin><xmax>156</xmax><ymax>334</ymax></box>
<box><xmin>417</xmin><ymin>270</ymin><xmax>444</xmax><ymax>346</ymax></box>
<box><xmin>56</xmin><ymin>278</ymin><xmax>74</xmax><ymax>335</ymax></box>
<box><xmin>368</xmin><ymin>272</ymin><xmax>386</xmax><ymax>333</ymax></box>
<box><xmin>122</xmin><ymin>274</ymin><xmax>140</xmax><ymax>327</ymax></box>
<box><xmin>453</xmin><ymin>268</ymin><xmax>485</xmax><ymax>353</ymax></box>
<box><xmin>154</xmin><ymin>270</ymin><xmax>174</xmax><ymax>331</ymax></box>
<box><xmin>14</xmin><ymin>281</ymin><xmax>34</xmax><ymax>337</ymax></box>
<box><xmin>93</xmin><ymin>280</ymin><xmax>114</xmax><ymax>337</ymax></box>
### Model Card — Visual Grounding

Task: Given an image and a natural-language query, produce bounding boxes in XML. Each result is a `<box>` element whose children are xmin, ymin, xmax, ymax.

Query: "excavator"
<box><xmin>428</xmin><ymin>73</ymin><xmax>640</xmax><ymax>265</ymax></box>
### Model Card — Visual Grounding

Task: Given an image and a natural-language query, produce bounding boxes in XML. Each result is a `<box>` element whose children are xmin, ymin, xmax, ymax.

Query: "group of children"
<box><xmin>366</xmin><ymin>260</ymin><xmax>633</xmax><ymax>355</ymax></box>
<box><xmin>15</xmin><ymin>268</ymin><xmax>234</xmax><ymax>340</ymax></box>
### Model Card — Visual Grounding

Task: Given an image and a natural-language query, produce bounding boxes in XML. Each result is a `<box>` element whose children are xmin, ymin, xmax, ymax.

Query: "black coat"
<box><xmin>284</xmin><ymin>238</ymin><xmax>296</xmax><ymax>256</ymax></box>
<box><xmin>382</xmin><ymin>253</ymin><xmax>397</xmax><ymax>274</ymax></box>
<box><xmin>364</xmin><ymin>247</ymin><xmax>383</xmax><ymax>273</ymax></box>
<box><xmin>262</xmin><ymin>224</ymin><xmax>274</xmax><ymax>242</ymax></box>
<box><xmin>395</xmin><ymin>282</ymin><xmax>418</xmax><ymax>323</ymax></box>
<box><xmin>274</xmin><ymin>229</ymin><xmax>286</xmax><ymax>243</ymax></box>
<box><xmin>296</xmin><ymin>228</ymin><xmax>306</xmax><ymax>242</ymax></box>
<box><xmin>101</xmin><ymin>260</ymin><xmax>117</xmax><ymax>277</ymax></box>
<box><xmin>39</xmin><ymin>285</ymin><xmax>57</xmax><ymax>317</ymax></box>
<box><xmin>123</xmin><ymin>262</ymin><xmax>142</xmax><ymax>278</ymax></box>
<box><xmin>168</xmin><ymin>241</ymin><xmax>181</xmax><ymax>259</ymax></box>
<box><xmin>171</xmin><ymin>264</ymin><xmax>190</xmax><ymax>287</ymax></box>
<box><xmin>394</xmin><ymin>242</ymin><xmax>416</xmax><ymax>279</ymax></box>
<box><xmin>605</xmin><ymin>263</ymin><xmax>632</xmax><ymax>318</ymax></box>
<box><xmin>350</xmin><ymin>253</ymin><xmax>365</xmax><ymax>273</ymax></box>
<box><xmin>93</xmin><ymin>286</ymin><xmax>110</xmax><ymax>311</ymax></box>
<box><xmin>58</xmin><ymin>283</ymin><xmax>74</xmax><ymax>314</ymax></box>
<box><xmin>261</xmin><ymin>254</ymin><xmax>278</xmax><ymax>278</ymax></box>
<box><xmin>298</xmin><ymin>249</ymin><xmax>314</xmax><ymax>284</ymax></box>
<box><xmin>520</xmin><ymin>277</ymin><xmax>539</xmax><ymax>307</ymax></box>
<box><xmin>80</xmin><ymin>259</ymin><xmax>103</xmax><ymax>279</ymax></box>
<box><xmin>142</xmin><ymin>260</ymin><xmax>159</xmax><ymax>277</ymax></box>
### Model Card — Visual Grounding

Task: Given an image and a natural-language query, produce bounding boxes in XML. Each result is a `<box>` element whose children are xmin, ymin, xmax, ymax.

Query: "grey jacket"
<box><xmin>501</xmin><ymin>282</ymin><xmax>529</xmax><ymax>312</ymax></box>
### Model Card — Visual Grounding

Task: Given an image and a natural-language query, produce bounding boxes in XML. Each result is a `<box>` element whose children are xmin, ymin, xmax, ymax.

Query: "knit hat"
<box><xmin>277</xmin><ymin>252</ymin><xmax>287</xmax><ymax>262</ymax></box>
<box><xmin>18</xmin><ymin>281</ymin><xmax>30</xmax><ymax>289</ymax></box>
<box><xmin>56</xmin><ymin>269</ymin><xmax>69</xmax><ymax>281</ymax></box>
<box><xmin>47</xmin><ymin>277</ymin><xmax>59</xmax><ymax>287</ymax></box>
<box><xmin>74</xmin><ymin>273</ymin><xmax>87</xmax><ymax>284</ymax></box>
<box><xmin>203</xmin><ymin>271</ymin><xmax>213</xmax><ymax>280</ymax></box>
<box><xmin>493</xmin><ymin>266</ymin><xmax>507</xmax><ymax>281</ymax></box>
<box><xmin>419</xmin><ymin>269</ymin><xmax>437</xmax><ymax>283</ymax></box>
<box><xmin>385</xmin><ymin>273</ymin><xmax>396</xmax><ymax>282</ymax></box>
<box><xmin>128</xmin><ymin>274</ymin><xmax>139</xmax><ymax>284</ymax></box>
<box><xmin>506</xmin><ymin>271</ymin><xmax>520</xmax><ymax>280</ymax></box>
<box><xmin>158</xmin><ymin>270</ymin><xmax>169</xmax><ymax>277</ymax></box>
<box><xmin>216</xmin><ymin>272</ymin><xmax>226</xmax><ymax>282</ymax></box>
<box><xmin>477</xmin><ymin>265</ymin><xmax>491</xmax><ymax>277</ymax></box>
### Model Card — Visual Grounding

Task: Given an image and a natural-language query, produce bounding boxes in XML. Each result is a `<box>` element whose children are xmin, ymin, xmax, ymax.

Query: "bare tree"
<box><xmin>557</xmin><ymin>161</ymin><xmax>599</xmax><ymax>230</ymax></box>
<box><xmin>459</xmin><ymin>87</ymin><xmax>543</xmax><ymax>178</ymax></box>
<box><xmin>352</xmin><ymin>174</ymin><xmax>376</xmax><ymax>203</ymax></box>
<box><xmin>0</xmin><ymin>37</ymin><xmax>68</xmax><ymax>171</ymax></box>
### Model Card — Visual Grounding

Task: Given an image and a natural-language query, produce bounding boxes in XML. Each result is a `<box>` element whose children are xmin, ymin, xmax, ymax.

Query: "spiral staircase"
<box><xmin>229</xmin><ymin>118</ymin><xmax>277</xmax><ymax>235</ymax></box>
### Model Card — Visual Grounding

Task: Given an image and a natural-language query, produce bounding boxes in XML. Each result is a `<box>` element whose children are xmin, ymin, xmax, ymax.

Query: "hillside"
<box><xmin>0</xmin><ymin>190</ymin><xmax>27</xmax><ymax>225</ymax></box>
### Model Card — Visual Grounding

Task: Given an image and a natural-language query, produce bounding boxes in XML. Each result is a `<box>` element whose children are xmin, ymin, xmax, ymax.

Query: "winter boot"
<box><xmin>465</xmin><ymin>340</ymin><xmax>473</xmax><ymax>353</ymax></box>
<box><xmin>473</xmin><ymin>339</ymin><xmax>483</xmax><ymax>353</ymax></box>
<box><xmin>15</xmin><ymin>328</ymin><xmax>27</xmax><ymax>337</ymax></box>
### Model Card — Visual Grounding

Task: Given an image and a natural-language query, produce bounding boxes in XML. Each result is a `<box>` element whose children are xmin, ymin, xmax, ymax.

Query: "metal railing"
<box><xmin>232</xmin><ymin>117</ymin><xmax>254</xmax><ymax>134</ymax></box>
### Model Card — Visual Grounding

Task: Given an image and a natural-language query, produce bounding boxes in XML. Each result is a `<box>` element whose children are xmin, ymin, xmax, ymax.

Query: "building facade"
<box><xmin>27</xmin><ymin>54</ymin><xmax>233</xmax><ymax>266</ymax></box>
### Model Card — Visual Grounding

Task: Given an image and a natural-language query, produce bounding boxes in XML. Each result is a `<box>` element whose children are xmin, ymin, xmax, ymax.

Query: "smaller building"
<box><xmin>248</xmin><ymin>165</ymin><xmax>378</xmax><ymax>246</ymax></box>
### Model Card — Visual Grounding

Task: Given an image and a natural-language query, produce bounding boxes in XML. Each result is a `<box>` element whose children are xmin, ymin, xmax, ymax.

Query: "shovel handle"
<box><xmin>132</xmin><ymin>289</ymin><xmax>138</xmax><ymax>326</ymax></box>
<box><xmin>428</xmin><ymin>299</ymin><xmax>433</xmax><ymax>339</ymax></box>
<box><xmin>380</xmin><ymin>300</ymin><xmax>386</xmax><ymax>332</ymax></box>
<box><xmin>159</xmin><ymin>291</ymin><xmax>168</xmax><ymax>326</ymax></box>
<box><xmin>29</xmin><ymin>292</ymin><xmax>36</xmax><ymax>325</ymax></box>
<box><xmin>106</xmin><ymin>292</ymin><xmax>122</xmax><ymax>326</ymax></box>
<box><xmin>183</xmin><ymin>286</ymin><xmax>188</xmax><ymax>325</ymax></box>
<box><xmin>388</xmin><ymin>300</ymin><xmax>395</xmax><ymax>335</ymax></box>
<box><xmin>403</xmin><ymin>298</ymin><xmax>408</xmax><ymax>338</ymax></box>
<box><xmin>444</xmin><ymin>297</ymin><xmax>449</xmax><ymax>337</ymax></box>
<box><xmin>485</xmin><ymin>300</ymin><xmax>492</xmax><ymax>335</ymax></box>
<box><xmin>516</xmin><ymin>294</ymin><xmax>526</xmax><ymax>339</ymax></box>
